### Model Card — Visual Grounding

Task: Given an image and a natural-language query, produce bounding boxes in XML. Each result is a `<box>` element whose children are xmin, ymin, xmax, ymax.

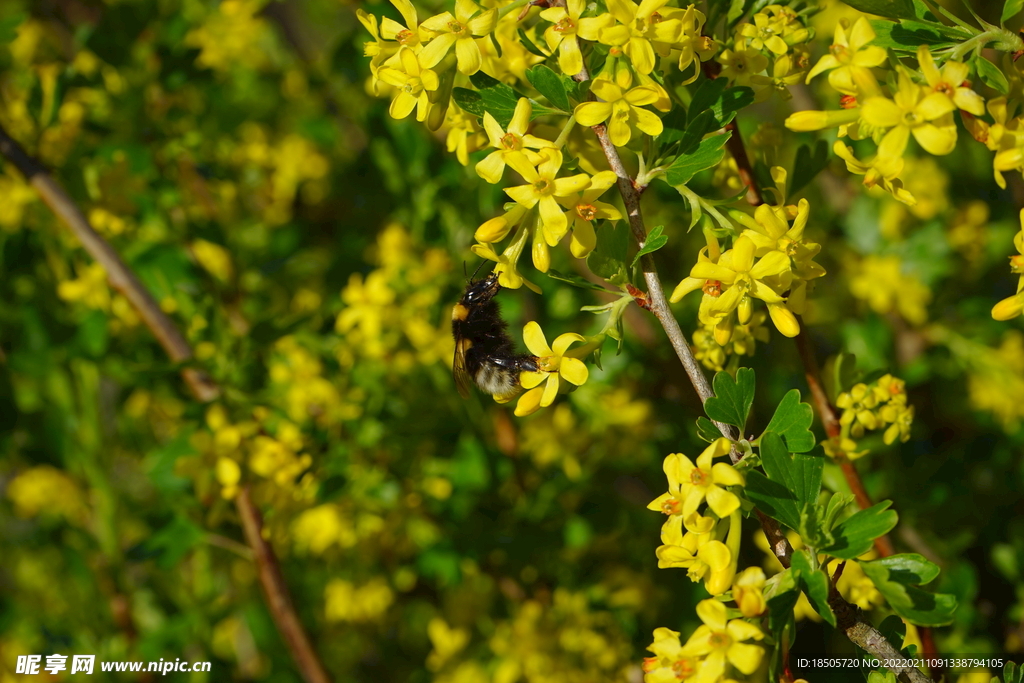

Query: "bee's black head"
<box><xmin>461</xmin><ymin>271</ymin><xmax>501</xmax><ymax>305</ymax></box>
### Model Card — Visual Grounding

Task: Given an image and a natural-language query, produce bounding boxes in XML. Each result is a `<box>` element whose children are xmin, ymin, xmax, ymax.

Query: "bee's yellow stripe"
<box><xmin>452</xmin><ymin>303</ymin><xmax>469</xmax><ymax>321</ymax></box>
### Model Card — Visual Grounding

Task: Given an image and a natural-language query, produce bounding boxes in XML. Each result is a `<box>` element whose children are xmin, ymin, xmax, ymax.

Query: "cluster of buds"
<box><xmin>829</xmin><ymin>374</ymin><xmax>914</xmax><ymax>460</ymax></box>
<box><xmin>719</xmin><ymin>4</ymin><xmax>814</xmax><ymax>102</ymax></box>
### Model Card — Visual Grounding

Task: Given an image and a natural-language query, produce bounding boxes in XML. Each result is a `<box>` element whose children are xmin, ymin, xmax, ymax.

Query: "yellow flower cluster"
<box><xmin>185</xmin><ymin>0</ymin><xmax>273</xmax><ymax>72</ymax></box>
<box><xmin>337</xmin><ymin>223</ymin><xmax>453</xmax><ymax>370</ymax></box>
<box><xmin>848</xmin><ymin>254</ymin><xmax>931</xmax><ymax>325</ymax></box>
<box><xmin>722</xmin><ymin>4</ymin><xmax>814</xmax><ymax>102</ymax></box>
<box><xmin>786</xmin><ymin>20</ymin><xmax>1017</xmax><ymax>205</ymax></box>
<box><xmin>484</xmin><ymin>590</ymin><xmax>634</xmax><ymax>683</ymax></box>
<box><xmin>324</xmin><ymin>577</ymin><xmax>395</xmax><ymax>623</ymax></box>
<box><xmin>834</xmin><ymin>373</ymin><xmax>914</xmax><ymax>451</ymax></box>
<box><xmin>642</xmin><ymin>598</ymin><xmax>764</xmax><ymax>683</ymax></box>
<box><xmin>648</xmin><ymin>438</ymin><xmax>743</xmax><ymax>595</ymax></box>
<box><xmin>7</xmin><ymin>466</ymin><xmax>87</xmax><ymax>523</ymax></box>
<box><xmin>672</xmin><ymin>183</ymin><xmax>825</xmax><ymax>340</ymax></box>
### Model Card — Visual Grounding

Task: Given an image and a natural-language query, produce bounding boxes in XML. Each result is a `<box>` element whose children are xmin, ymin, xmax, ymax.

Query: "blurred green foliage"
<box><xmin>0</xmin><ymin>1</ymin><xmax>1023</xmax><ymax>682</ymax></box>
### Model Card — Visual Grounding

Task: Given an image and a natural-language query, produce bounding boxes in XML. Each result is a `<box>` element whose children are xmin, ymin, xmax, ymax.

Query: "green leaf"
<box><xmin>839</xmin><ymin>0</ymin><xmax>916</xmax><ymax>20</ymax></box>
<box><xmin>974</xmin><ymin>55</ymin><xmax>1009</xmax><ymax>95</ymax></box>
<box><xmin>696</xmin><ymin>416</ymin><xmax>724</xmax><ymax>442</ymax></box>
<box><xmin>666</xmin><ymin>133</ymin><xmax>731</xmax><ymax>186</ymax></box>
<box><xmin>138</xmin><ymin>516</ymin><xmax>206</xmax><ymax>569</ymax></box>
<box><xmin>760</xmin><ymin>432</ymin><xmax>822</xmax><ymax>507</ymax></box>
<box><xmin>452</xmin><ymin>73</ymin><xmax>556</xmax><ymax>127</ymax></box>
<box><xmin>657</xmin><ymin>107</ymin><xmax>688</xmax><ymax>147</ymax></box>
<box><xmin>546</xmin><ymin>269</ymin><xmax>615</xmax><ymax>292</ymax></box>
<box><xmin>1006</xmin><ymin>661</ymin><xmax>1024</xmax><ymax>683</ymax></box>
<box><xmin>0</xmin><ymin>12</ymin><xmax>26</xmax><ymax>43</ymax></box>
<box><xmin>791</xmin><ymin>550</ymin><xmax>835</xmax><ymax>626</ymax></box>
<box><xmin>517</xmin><ymin>27</ymin><xmax>548</xmax><ymax>58</ymax></box>
<box><xmin>822</xmin><ymin>501</ymin><xmax>898</xmax><ymax>560</ymax></box>
<box><xmin>632</xmin><ymin>225</ymin><xmax>668</xmax><ymax>266</ymax></box>
<box><xmin>746</xmin><ymin>470</ymin><xmax>800</xmax><ymax>529</ymax></box>
<box><xmin>867</xmin><ymin>19</ymin><xmax>957</xmax><ymax>50</ymax></box>
<box><xmin>587</xmin><ymin>220</ymin><xmax>629</xmax><ymax>283</ymax></box>
<box><xmin>869</xmin><ymin>553</ymin><xmax>941</xmax><ymax>585</ymax></box>
<box><xmin>689</xmin><ymin>77</ymin><xmax>728</xmax><ymax>118</ymax></box>
<box><xmin>704</xmin><ymin>367</ymin><xmax>755</xmax><ymax>429</ymax></box>
<box><xmin>1005</xmin><ymin>0</ymin><xmax>1024</xmax><ymax>23</ymax></box>
<box><xmin>527</xmin><ymin>65</ymin><xmax>571</xmax><ymax>112</ymax></box>
<box><xmin>763</xmin><ymin>389</ymin><xmax>816</xmax><ymax>453</ymax></box>
<box><xmin>860</xmin><ymin>557</ymin><xmax>957</xmax><ymax>626</ymax></box>
<box><xmin>788</xmin><ymin>141</ymin><xmax>830</xmax><ymax>198</ymax></box>
<box><xmin>765</xmin><ymin>571</ymin><xmax>798</xmax><ymax>680</ymax></box>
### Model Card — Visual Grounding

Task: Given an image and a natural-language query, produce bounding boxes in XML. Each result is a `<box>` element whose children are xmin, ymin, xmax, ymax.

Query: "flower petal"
<box><xmin>539</xmin><ymin>373</ymin><xmax>559</xmax><ymax>406</ymax></box>
<box><xmin>523</xmin><ymin>320</ymin><xmax>552</xmax><ymax>356</ymax></box>
<box><xmin>559</xmin><ymin>356</ymin><xmax>589</xmax><ymax>385</ymax></box>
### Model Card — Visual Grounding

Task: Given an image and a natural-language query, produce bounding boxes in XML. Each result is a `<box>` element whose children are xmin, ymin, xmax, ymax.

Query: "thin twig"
<box><xmin>237</xmin><ymin>486</ymin><xmax>333</xmax><ymax>683</ymax></box>
<box><xmin>0</xmin><ymin>122</ymin><xmax>333</xmax><ymax>683</ymax></box>
<box><xmin>701</xmin><ymin>60</ymin><xmax>762</xmax><ymax>206</ymax></box>
<box><xmin>0</xmin><ymin>123</ymin><xmax>219</xmax><ymax>402</ymax></box>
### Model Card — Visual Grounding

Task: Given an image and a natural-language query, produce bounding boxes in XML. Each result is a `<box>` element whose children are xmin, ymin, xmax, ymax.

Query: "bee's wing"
<box><xmin>453</xmin><ymin>339</ymin><xmax>472</xmax><ymax>399</ymax></box>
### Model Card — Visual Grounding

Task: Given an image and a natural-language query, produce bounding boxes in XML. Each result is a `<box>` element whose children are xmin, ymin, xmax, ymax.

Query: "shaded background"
<box><xmin>0</xmin><ymin>0</ymin><xmax>1022</xmax><ymax>681</ymax></box>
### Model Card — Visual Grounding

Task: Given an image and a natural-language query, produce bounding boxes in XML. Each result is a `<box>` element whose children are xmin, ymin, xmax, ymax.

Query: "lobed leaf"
<box><xmin>860</xmin><ymin>557</ymin><xmax>957</xmax><ymax>626</ymax></box>
<box><xmin>704</xmin><ymin>367</ymin><xmax>755</xmax><ymax>429</ymax></box>
<box><xmin>763</xmin><ymin>389</ymin><xmax>816</xmax><ymax>453</ymax></box>
<box><xmin>822</xmin><ymin>501</ymin><xmax>898</xmax><ymax>560</ymax></box>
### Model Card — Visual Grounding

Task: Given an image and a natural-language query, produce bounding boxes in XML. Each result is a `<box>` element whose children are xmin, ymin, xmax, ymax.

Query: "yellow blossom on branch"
<box><xmin>647</xmin><ymin>437</ymin><xmax>741</xmax><ymax>520</ymax></box>
<box><xmin>680</xmin><ymin>599</ymin><xmax>764</xmax><ymax>678</ymax></box>
<box><xmin>596</xmin><ymin>0</ymin><xmax>681</xmax><ymax>75</ymax></box>
<box><xmin>553</xmin><ymin>169</ymin><xmax>622</xmax><ymax>257</ymax></box>
<box><xmin>539</xmin><ymin>0</ymin><xmax>611</xmax><ymax>77</ymax></box>
<box><xmin>475</xmin><ymin>98</ymin><xmax>550</xmax><ymax>184</ymax></box>
<box><xmin>574</xmin><ymin>72</ymin><xmax>669</xmax><ymax>147</ymax></box>
<box><xmin>805</xmin><ymin>17</ymin><xmax>886</xmax><ymax>95</ymax></box>
<box><xmin>515</xmin><ymin>321</ymin><xmax>590</xmax><ymax>416</ymax></box>
<box><xmin>861</xmin><ymin>68</ymin><xmax>958</xmax><ymax>159</ymax></box>
<box><xmin>418</xmin><ymin>0</ymin><xmax>498</xmax><ymax>75</ymax></box>
<box><xmin>377</xmin><ymin>47</ymin><xmax>439</xmax><ymax>122</ymax></box>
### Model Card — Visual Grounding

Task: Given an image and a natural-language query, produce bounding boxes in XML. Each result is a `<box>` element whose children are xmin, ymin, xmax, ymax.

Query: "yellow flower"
<box><xmin>596</xmin><ymin>0</ymin><xmax>681</xmax><ymax>74</ymax></box>
<box><xmin>805</xmin><ymin>17</ymin><xmax>886</xmax><ymax>95</ymax></box>
<box><xmin>445</xmin><ymin>105</ymin><xmax>487</xmax><ymax>166</ymax></box>
<box><xmin>689</xmin><ymin>234</ymin><xmax>797</xmax><ymax>337</ymax></box>
<box><xmin>732</xmin><ymin>567</ymin><xmax>767</xmax><ymax>617</ymax></box>
<box><xmin>992</xmin><ymin>208</ymin><xmax>1024</xmax><ymax>320</ymax></box>
<box><xmin>418</xmin><ymin>0</ymin><xmax>498</xmax><ymax>75</ymax></box>
<box><xmin>655</xmin><ymin>532</ymin><xmax>735</xmax><ymax>595</ymax></box>
<box><xmin>471</xmin><ymin>227</ymin><xmax>542</xmax><ymax>293</ymax></box>
<box><xmin>916</xmin><ymin>46</ymin><xmax>984</xmax><ymax>116</ymax></box>
<box><xmin>377</xmin><ymin>47</ymin><xmax>439</xmax><ymax>122</ymax></box>
<box><xmin>647</xmin><ymin>438</ymin><xmax>741</xmax><ymax>520</ymax></box>
<box><xmin>378</xmin><ymin>0</ymin><xmax>423</xmax><ymax>48</ymax></box>
<box><xmin>740</xmin><ymin>10</ymin><xmax>790</xmax><ymax>54</ymax></box>
<box><xmin>515</xmin><ymin>321</ymin><xmax>589</xmax><ymax>416</ymax></box>
<box><xmin>750</xmin><ymin>53</ymin><xmax>805</xmax><ymax>102</ymax></box>
<box><xmin>553</xmin><ymin>169</ymin><xmax>622</xmax><ymax>257</ymax></box>
<box><xmin>426</xmin><ymin>618</ymin><xmax>470</xmax><ymax>670</ymax></box>
<box><xmin>574</xmin><ymin>72</ymin><xmax>667</xmax><ymax>146</ymax></box>
<box><xmin>504</xmin><ymin>149</ymin><xmax>591</xmax><ymax>254</ymax></box>
<box><xmin>57</xmin><ymin>262</ymin><xmax>110</xmax><ymax>311</ymax></box>
<box><xmin>539</xmin><ymin>0</ymin><xmax>611</xmax><ymax>76</ymax></box>
<box><xmin>717</xmin><ymin>40</ymin><xmax>768</xmax><ymax>87</ymax></box>
<box><xmin>475</xmin><ymin>98</ymin><xmax>550</xmax><ymax>184</ymax></box>
<box><xmin>191</xmin><ymin>239</ymin><xmax>234</xmax><ymax>282</ymax></box>
<box><xmin>681</xmin><ymin>599</ymin><xmax>764</xmax><ymax>678</ymax></box>
<box><xmin>836</xmin><ymin>382</ymin><xmax>880</xmax><ymax>436</ymax></box>
<box><xmin>833</xmin><ymin>140</ymin><xmax>915</xmax><ymax>205</ymax></box>
<box><xmin>8</xmin><ymin>466</ymin><xmax>86</xmax><ymax>522</ymax></box>
<box><xmin>642</xmin><ymin>628</ymin><xmax>701</xmax><ymax>683</ymax></box>
<box><xmin>861</xmin><ymin>68</ymin><xmax>958</xmax><ymax>159</ymax></box>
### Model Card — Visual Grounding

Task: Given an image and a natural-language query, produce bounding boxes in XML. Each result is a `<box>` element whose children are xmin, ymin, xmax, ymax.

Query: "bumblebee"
<box><xmin>452</xmin><ymin>272</ymin><xmax>539</xmax><ymax>398</ymax></box>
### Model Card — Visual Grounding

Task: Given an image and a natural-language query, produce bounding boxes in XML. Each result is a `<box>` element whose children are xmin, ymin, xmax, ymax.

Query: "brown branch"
<box><xmin>0</xmin><ymin>122</ymin><xmax>334</xmax><ymax>683</ymax></box>
<box><xmin>237</xmin><ymin>486</ymin><xmax>333</xmax><ymax>683</ymax></box>
<box><xmin>0</xmin><ymin>123</ymin><xmax>219</xmax><ymax>402</ymax></box>
<box><xmin>701</xmin><ymin>60</ymin><xmax>762</xmax><ymax>206</ymax></box>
